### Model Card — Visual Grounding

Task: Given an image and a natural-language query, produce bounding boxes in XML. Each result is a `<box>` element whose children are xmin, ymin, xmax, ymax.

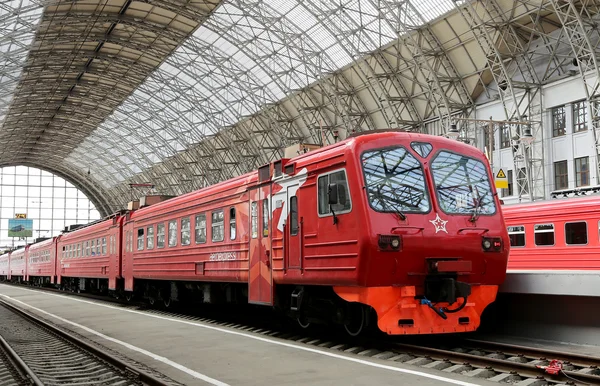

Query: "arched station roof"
<box><xmin>0</xmin><ymin>0</ymin><xmax>597</xmax><ymax>215</ymax></box>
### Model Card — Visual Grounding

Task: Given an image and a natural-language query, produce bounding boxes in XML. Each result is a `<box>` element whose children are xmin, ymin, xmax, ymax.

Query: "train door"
<box><xmin>286</xmin><ymin>185</ymin><xmax>301</xmax><ymax>269</ymax></box>
<box><xmin>248</xmin><ymin>184</ymin><xmax>274</xmax><ymax>305</ymax></box>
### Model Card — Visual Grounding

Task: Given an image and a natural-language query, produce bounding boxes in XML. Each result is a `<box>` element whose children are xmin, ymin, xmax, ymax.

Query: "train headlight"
<box><xmin>482</xmin><ymin>237</ymin><xmax>502</xmax><ymax>252</ymax></box>
<box><xmin>482</xmin><ymin>239</ymin><xmax>492</xmax><ymax>250</ymax></box>
<box><xmin>378</xmin><ymin>235</ymin><xmax>402</xmax><ymax>251</ymax></box>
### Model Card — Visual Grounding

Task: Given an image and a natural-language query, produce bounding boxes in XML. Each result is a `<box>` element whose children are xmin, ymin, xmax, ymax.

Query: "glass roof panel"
<box><xmin>66</xmin><ymin>0</ymin><xmax>462</xmax><ymax>187</ymax></box>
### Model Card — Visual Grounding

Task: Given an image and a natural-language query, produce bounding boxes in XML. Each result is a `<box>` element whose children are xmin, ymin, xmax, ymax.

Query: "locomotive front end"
<box><xmin>334</xmin><ymin>133</ymin><xmax>509</xmax><ymax>335</ymax></box>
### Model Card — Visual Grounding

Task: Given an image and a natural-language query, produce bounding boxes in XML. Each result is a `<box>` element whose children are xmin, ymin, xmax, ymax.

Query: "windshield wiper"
<box><xmin>470</xmin><ymin>187</ymin><xmax>483</xmax><ymax>223</ymax></box>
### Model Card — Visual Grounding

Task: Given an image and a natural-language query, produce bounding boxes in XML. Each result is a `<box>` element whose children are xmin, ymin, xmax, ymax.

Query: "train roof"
<box><xmin>130</xmin><ymin>130</ymin><xmax>487</xmax><ymax>219</ymax></box>
<box><xmin>502</xmin><ymin>195</ymin><xmax>600</xmax><ymax>217</ymax></box>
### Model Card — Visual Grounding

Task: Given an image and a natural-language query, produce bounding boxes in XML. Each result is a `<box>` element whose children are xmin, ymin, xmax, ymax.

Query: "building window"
<box><xmin>212</xmin><ymin>210</ymin><xmax>224</xmax><ymax>242</ymax></box>
<box><xmin>565</xmin><ymin>222</ymin><xmax>587</xmax><ymax>245</ymax></box>
<box><xmin>516</xmin><ymin>168</ymin><xmax>529</xmax><ymax>195</ymax></box>
<box><xmin>168</xmin><ymin>220</ymin><xmax>177</xmax><ymax>247</ymax></box>
<box><xmin>573</xmin><ymin>100</ymin><xmax>588</xmax><ymax>132</ymax></box>
<box><xmin>195</xmin><ymin>214</ymin><xmax>206</xmax><ymax>244</ymax></box>
<box><xmin>146</xmin><ymin>226</ymin><xmax>154</xmax><ymax>250</ymax></box>
<box><xmin>554</xmin><ymin>160</ymin><xmax>568</xmax><ymax>190</ymax></box>
<box><xmin>534</xmin><ymin>224</ymin><xmax>554</xmax><ymax>246</ymax></box>
<box><xmin>157</xmin><ymin>223</ymin><xmax>165</xmax><ymax>248</ymax></box>
<box><xmin>181</xmin><ymin>217</ymin><xmax>191</xmax><ymax>246</ymax></box>
<box><xmin>229</xmin><ymin>208</ymin><xmax>236</xmax><ymax>240</ymax></box>
<box><xmin>500</xmin><ymin>125</ymin><xmax>511</xmax><ymax>149</ymax></box>
<box><xmin>501</xmin><ymin>170</ymin><xmax>513</xmax><ymax>197</ymax></box>
<box><xmin>552</xmin><ymin>106</ymin><xmax>566</xmax><ymax>137</ymax></box>
<box><xmin>575</xmin><ymin>156</ymin><xmax>589</xmax><ymax>187</ymax></box>
<box><xmin>507</xmin><ymin>225</ymin><xmax>525</xmax><ymax>247</ymax></box>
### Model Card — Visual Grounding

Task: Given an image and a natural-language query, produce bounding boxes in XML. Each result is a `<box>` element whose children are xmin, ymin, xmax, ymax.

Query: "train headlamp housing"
<box><xmin>481</xmin><ymin>237</ymin><xmax>502</xmax><ymax>252</ymax></box>
<box><xmin>378</xmin><ymin>235</ymin><xmax>402</xmax><ymax>251</ymax></box>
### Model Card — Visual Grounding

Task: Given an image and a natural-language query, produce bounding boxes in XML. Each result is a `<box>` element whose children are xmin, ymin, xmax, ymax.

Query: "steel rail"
<box><xmin>0</xmin><ymin>333</ymin><xmax>43</xmax><ymax>386</ymax></box>
<box><xmin>0</xmin><ymin>298</ymin><xmax>171</xmax><ymax>386</ymax></box>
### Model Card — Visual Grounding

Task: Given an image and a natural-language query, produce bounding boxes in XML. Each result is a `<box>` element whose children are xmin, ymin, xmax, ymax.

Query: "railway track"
<box><xmin>3</xmin><ymin>282</ymin><xmax>600</xmax><ymax>385</ymax></box>
<box><xmin>0</xmin><ymin>297</ymin><xmax>178</xmax><ymax>386</ymax></box>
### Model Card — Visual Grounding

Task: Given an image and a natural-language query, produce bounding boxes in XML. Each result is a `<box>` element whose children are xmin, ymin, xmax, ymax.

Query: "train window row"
<box><xmin>508</xmin><ymin>221</ymin><xmax>589</xmax><ymax>247</ymax></box>
<box><xmin>135</xmin><ymin>206</ymin><xmax>242</xmax><ymax>251</ymax></box>
<box><xmin>62</xmin><ymin>237</ymin><xmax>108</xmax><ymax>259</ymax></box>
<box><xmin>30</xmin><ymin>250</ymin><xmax>51</xmax><ymax>264</ymax></box>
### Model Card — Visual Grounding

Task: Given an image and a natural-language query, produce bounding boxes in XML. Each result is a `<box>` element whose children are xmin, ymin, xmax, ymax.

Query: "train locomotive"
<box><xmin>0</xmin><ymin>131</ymin><xmax>510</xmax><ymax>336</ymax></box>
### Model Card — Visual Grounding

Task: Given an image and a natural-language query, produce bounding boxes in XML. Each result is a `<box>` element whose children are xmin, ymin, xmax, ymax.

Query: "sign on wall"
<box><xmin>8</xmin><ymin>218</ymin><xmax>33</xmax><ymax>238</ymax></box>
<box><xmin>495</xmin><ymin>168</ymin><xmax>508</xmax><ymax>189</ymax></box>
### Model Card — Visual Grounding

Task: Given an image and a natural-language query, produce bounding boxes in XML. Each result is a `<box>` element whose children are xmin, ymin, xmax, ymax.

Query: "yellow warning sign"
<box><xmin>495</xmin><ymin>168</ymin><xmax>508</xmax><ymax>189</ymax></box>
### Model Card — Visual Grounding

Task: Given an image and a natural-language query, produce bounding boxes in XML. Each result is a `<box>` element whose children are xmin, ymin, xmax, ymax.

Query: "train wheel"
<box><xmin>297</xmin><ymin>316</ymin><xmax>311</xmax><ymax>329</ymax></box>
<box><xmin>344</xmin><ymin>303</ymin><xmax>368</xmax><ymax>337</ymax></box>
<box><xmin>125</xmin><ymin>292</ymin><xmax>134</xmax><ymax>302</ymax></box>
<box><xmin>163</xmin><ymin>297</ymin><xmax>171</xmax><ymax>308</ymax></box>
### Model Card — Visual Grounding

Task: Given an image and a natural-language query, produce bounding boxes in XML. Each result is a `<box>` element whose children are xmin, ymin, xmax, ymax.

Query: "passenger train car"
<box><xmin>27</xmin><ymin>237</ymin><xmax>57</xmax><ymax>286</ymax></box>
<box><xmin>0</xmin><ymin>131</ymin><xmax>510</xmax><ymax>336</ymax></box>
<box><xmin>502</xmin><ymin>195</ymin><xmax>600</xmax><ymax>296</ymax></box>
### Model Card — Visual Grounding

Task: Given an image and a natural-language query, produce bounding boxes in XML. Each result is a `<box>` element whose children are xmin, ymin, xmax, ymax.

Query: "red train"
<box><xmin>0</xmin><ymin>131</ymin><xmax>509</xmax><ymax>335</ymax></box>
<box><xmin>503</xmin><ymin>196</ymin><xmax>599</xmax><ymax>271</ymax></box>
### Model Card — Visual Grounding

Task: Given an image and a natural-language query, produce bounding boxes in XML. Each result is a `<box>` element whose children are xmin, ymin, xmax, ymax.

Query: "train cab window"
<box><xmin>251</xmin><ymin>202</ymin><xmax>258</xmax><ymax>239</ymax></box>
<box><xmin>195</xmin><ymin>214</ymin><xmax>207</xmax><ymax>244</ymax></box>
<box><xmin>181</xmin><ymin>217</ymin><xmax>191</xmax><ymax>246</ymax></box>
<box><xmin>318</xmin><ymin>169</ymin><xmax>351</xmax><ymax>216</ymax></box>
<box><xmin>168</xmin><ymin>220</ymin><xmax>178</xmax><ymax>247</ymax></box>
<box><xmin>565</xmin><ymin>222</ymin><xmax>587</xmax><ymax>245</ymax></box>
<box><xmin>229</xmin><ymin>208</ymin><xmax>236</xmax><ymax>240</ymax></box>
<box><xmin>146</xmin><ymin>227</ymin><xmax>154</xmax><ymax>250</ymax></box>
<box><xmin>290</xmin><ymin>196</ymin><xmax>299</xmax><ymax>236</ymax></box>
<box><xmin>534</xmin><ymin>224</ymin><xmax>555</xmax><ymax>246</ymax></box>
<box><xmin>507</xmin><ymin>226</ymin><xmax>525</xmax><ymax>247</ymax></box>
<box><xmin>157</xmin><ymin>224</ymin><xmax>165</xmax><ymax>248</ymax></box>
<box><xmin>137</xmin><ymin>228</ymin><xmax>144</xmax><ymax>251</ymax></box>
<box><xmin>102</xmin><ymin>237</ymin><xmax>107</xmax><ymax>255</ymax></box>
<box><xmin>212</xmin><ymin>210</ymin><xmax>224</xmax><ymax>242</ymax></box>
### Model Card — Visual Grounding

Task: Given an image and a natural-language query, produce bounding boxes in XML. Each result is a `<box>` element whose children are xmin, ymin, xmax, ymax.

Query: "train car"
<box><xmin>27</xmin><ymin>237</ymin><xmax>58</xmax><ymax>285</ymax></box>
<box><xmin>9</xmin><ymin>247</ymin><xmax>27</xmax><ymax>282</ymax></box>
<box><xmin>56</xmin><ymin>216</ymin><xmax>123</xmax><ymax>292</ymax></box>
<box><xmin>502</xmin><ymin>195</ymin><xmax>600</xmax><ymax>296</ymax></box>
<box><xmin>123</xmin><ymin>130</ymin><xmax>509</xmax><ymax>335</ymax></box>
<box><xmin>0</xmin><ymin>252</ymin><xmax>9</xmax><ymax>280</ymax></box>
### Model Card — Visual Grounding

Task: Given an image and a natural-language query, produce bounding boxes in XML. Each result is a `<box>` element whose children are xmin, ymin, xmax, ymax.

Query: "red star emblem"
<box><xmin>430</xmin><ymin>213</ymin><xmax>448</xmax><ymax>233</ymax></box>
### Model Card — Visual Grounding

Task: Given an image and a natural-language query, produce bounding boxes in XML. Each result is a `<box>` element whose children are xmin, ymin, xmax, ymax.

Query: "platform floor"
<box><xmin>0</xmin><ymin>284</ymin><xmax>498</xmax><ymax>386</ymax></box>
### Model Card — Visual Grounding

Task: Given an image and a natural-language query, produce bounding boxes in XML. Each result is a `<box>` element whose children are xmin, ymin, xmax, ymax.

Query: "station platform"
<box><xmin>0</xmin><ymin>284</ymin><xmax>495</xmax><ymax>386</ymax></box>
<box><xmin>500</xmin><ymin>270</ymin><xmax>600</xmax><ymax>296</ymax></box>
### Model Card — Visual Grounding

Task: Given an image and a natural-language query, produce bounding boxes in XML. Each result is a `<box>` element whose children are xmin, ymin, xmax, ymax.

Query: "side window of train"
<box><xmin>195</xmin><ymin>214</ymin><xmax>207</xmax><ymax>244</ymax></box>
<box><xmin>146</xmin><ymin>226</ymin><xmax>154</xmax><ymax>250</ymax></box>
<box><xmin>317</xmin><ymin>169</ymin><xmax>352</xmax><ymax>216</ymax></box>
<box><xmin>534</xmin><ymin>224</ymin><xmax>554</xmax><ymax>246</ymax></box>
<box><xmin>507</xmin><ymin>226</ymin><xmax>525</xmax><ymax>247</ymax></box>
<box><xmin>230</xmin><ymin>208</ymin><xmax>236</xmax><ymax>240</ymax></box>
<box><xmin>565</xmin><ymin>221</ymin><xmax>587</xmax><ymax>245</ymax></box>
<box><xmin>290</xmin><ymin>196</ymin><xmax>299</xmax><ymax>236</ymax></box>
<box><xmin>97</xmin><ymin>238</ymin><xmax>101</xmax><ymax>255</ymax></box>
<box><xmin>212</xmin><ymin>210</ymin><xmax>225</xmax><ymax>242</ymax></box>
<box><xmin>157</xmin><ymin>223</ymin><xmax>165</xmax><ymax>248</ymax></box>
<box><xmin>251</xmin><ymin>202</ymin><xmax>258</xmax><ymax>239</ymax></box>
<box><xmin>181</xmin><ymin>217</ymin><xmax>191</xmax><ymax>246</ymax></box>
<box><xmin>168</xmin><ymin>220</ymin><xmax>178</xmax><ymax>247</ymax></box>
<box><xmin>137</xmin><ymin>228</ymin><xmax>144</xmax><ymax>251</ymax></box>
<box><xmin>102</xmin><ymin>237</ymin><xmax>107</xmax><ymax>255</ymax></box>
<box><xmin>262</xmin><ymin>200</ymin><xmax>269</xmax><ymax>237</ymax></box>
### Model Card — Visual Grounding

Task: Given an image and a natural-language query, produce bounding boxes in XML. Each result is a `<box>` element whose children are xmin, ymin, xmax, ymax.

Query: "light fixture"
<box><xmin>520</xmin><ymin>126</ymin><xmax>535</xmax><ymax>145</ymax></box>
<box><xmin>446</xmin><ymin>124</ymin><xmax>460</xmax><ymax>139</ymax></box>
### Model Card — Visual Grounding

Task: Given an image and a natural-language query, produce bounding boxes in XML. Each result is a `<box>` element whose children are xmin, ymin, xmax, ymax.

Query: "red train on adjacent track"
<box><xmin>0</xmin><ymin>131</ymin><xmax>509</xmax><ymax>336</ymax></box>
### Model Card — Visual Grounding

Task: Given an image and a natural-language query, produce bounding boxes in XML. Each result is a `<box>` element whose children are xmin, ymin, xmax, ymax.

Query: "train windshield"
<box><xmin>361</xmin><ymin>146</ymin><xmax>430</xmax><ymax>213</ymax></box>
<box><xmin>431</xmin><ymin>151</ymin><xmax>496</xmax><ymax>215</ymax></box>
